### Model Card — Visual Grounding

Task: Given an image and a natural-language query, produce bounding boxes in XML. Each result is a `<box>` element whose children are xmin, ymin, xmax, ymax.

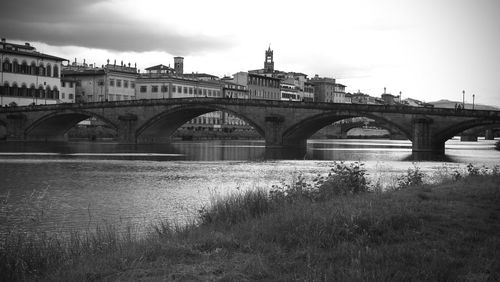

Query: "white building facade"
<box><xmin>1</xmin><ymin>39</ymin><xmax>69</xmax><ymax>106</ymax></box>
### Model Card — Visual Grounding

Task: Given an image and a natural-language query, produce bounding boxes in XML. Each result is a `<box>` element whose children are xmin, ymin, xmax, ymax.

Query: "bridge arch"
<box><xmin>282</xmin><ymin>110</ymin><xmax>412</xmax><ymax>146</ymax></box>
<box><xmin>436</xmin><ymin>119</ymin><xmax>500</xmax><ymax>143</ymax></box>
<box><xmin>337</xmin><ymin>119</ymin><xmax>405</xmax><ymax>139</ymax></box>
<box><xmin>25</xmin><ymin>110</ymin><xmax>118</xmax><ymax>141</ymax></box>
<box><xmin>136</xmin><ymin>104</ymin><xmax>264</xmax><ymax>143</ymax></box>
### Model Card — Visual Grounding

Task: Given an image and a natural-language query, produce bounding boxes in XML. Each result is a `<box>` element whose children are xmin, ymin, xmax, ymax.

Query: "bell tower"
<box><xmin>174</xmin><ymin>56</ymin><xmax>184</xmax><ymax>74</ymax></box>
<box><xmin>264</xmin><ymin>46</ymin><xmax>274</xmax><ymax>73</ymax></box>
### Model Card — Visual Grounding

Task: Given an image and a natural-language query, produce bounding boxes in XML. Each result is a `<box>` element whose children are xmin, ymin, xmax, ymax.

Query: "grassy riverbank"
<box><xmin>2</xmin><ymin>167</ymin><xmax>500</xmax><ymax>281</ymax></box>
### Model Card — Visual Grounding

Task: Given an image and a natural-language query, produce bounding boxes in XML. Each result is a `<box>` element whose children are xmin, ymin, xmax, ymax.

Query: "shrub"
<box><xmin>397</xmin><ymin>163</ymin><xmax>425</xmax><ymax>189</ymax></box>
<box><xmin>315</xmin><ymin>161</ymin><xmax>369</xmax><ymax>199</ymax></box>
<box><xmin>269</xmin><ymin>162</ymin><xmax>370</xmax><ymax>203</ymax></box>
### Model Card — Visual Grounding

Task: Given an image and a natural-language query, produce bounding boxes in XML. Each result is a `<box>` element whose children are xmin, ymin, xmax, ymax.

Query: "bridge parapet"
<box><xmin>1</xmin><ymin>98</ymin><xmax>500</xmax><ymax>118</ymax></box>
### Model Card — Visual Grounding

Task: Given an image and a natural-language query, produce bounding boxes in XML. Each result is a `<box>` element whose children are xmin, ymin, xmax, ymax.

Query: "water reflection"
<box><xmin>0</xmin><ymin>138</ymin><xmax>498</xmax><ymax>162</ymax></box>
<box><xmin>403</xmin><ymin>152</ymin><xmax>454</xmax><ymax>162</ymax></box>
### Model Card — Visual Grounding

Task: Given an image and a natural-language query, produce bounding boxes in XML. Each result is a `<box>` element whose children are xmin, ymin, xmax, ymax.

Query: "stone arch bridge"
<box><xmin>1</xmin><ymin>98</ymin><xmax>499</xmax><ymax>155</ymax></box>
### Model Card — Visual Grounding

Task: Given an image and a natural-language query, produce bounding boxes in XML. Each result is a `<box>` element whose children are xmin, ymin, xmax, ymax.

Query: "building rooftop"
<box><xmin>145</xmin><ymin>64</ymin><xmax>174</xmax><ymax>71</ymax></box>
<box><xmin>182</xmin><ymin>73</ymin><xmax>220</xmax><ymax>79</ymax></box>
<box><xmin>0</xmin><ymin>40</ymin><xmax>67</xmax><ymax>62</ymax></box>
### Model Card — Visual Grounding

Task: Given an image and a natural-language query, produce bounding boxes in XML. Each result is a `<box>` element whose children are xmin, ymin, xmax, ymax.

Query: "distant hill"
<box><xmin>429</xmin><ymin>99</ymin><xmax>500</xmax><ymax>111</ymax></box>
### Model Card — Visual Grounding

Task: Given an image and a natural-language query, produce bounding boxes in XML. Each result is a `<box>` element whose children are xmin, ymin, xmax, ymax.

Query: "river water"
<box><xmin>0</xmin><ymin>138</ymin><xmax>499</xmax><ymax>236</ymax></box>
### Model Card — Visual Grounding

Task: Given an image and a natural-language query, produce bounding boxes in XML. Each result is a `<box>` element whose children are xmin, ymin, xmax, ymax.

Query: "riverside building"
<box><xmin>0</xmin><ymin>38</ymin><xmax>69</xmax><ymax>106</ymax></box>
<box><xmin>232</xmin><ymin>71</ymin><xmax>281</xmax><ymax>100</ymax></box>
<box><xmin>62</xmin><ymin>59</ymin><xmax>138</xmax><ymax>102</ymax></box>
<box><xmin>309</xmin><ymin>75</ymin><xmax>347</xmax><ymax>103</ymax></box>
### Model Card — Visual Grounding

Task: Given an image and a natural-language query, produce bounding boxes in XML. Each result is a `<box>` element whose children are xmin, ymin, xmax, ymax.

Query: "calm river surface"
<box><xmin>1</xmin><ymin>138</ymin><xmax>499</xmax><ymax>236</ymax></box>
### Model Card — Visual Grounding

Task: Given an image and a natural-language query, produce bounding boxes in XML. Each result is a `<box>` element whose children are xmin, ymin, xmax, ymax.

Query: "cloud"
<box><xmin>0</xmin><ymin>0</ymin><xmax>230</xmax><ymax>55</ymax></box>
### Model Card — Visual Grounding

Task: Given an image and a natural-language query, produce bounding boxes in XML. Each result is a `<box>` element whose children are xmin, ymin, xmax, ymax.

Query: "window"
<box><xmin>189</xmin><ymin>87</ymin><xmax>193</xmax><ymax>94</ymax></box>
<box><xmin>30</xmin><ymin>62</ymin><xmax>36</xmax><ymax>75</ymax></box>
<box><xmin>140</xmin><ymin>86</ymin><xmax>147</xmax><ymax>92</ymax></box>
<box><xmin>11</xmin><ymin>60</ymin><xmax>18</xmax><ymax>73</ymax></box>
<box><xmin>172</xmin><ymin>85</ymin><xmax>176</xmax><ymax>93</ymax></box>
<box><xmin>109</xmin><ymin>79</ymin><xmax>115</xmax><ymax>86</ymax></box>
<box><xmin>203</xmin><ymin>89</ymin><xmax>207</xmax><ymax>96</ymax></box>
<box><xmin>130</xmin><ymin>82</ymin><xmax>135</xmax><ymax>88</ymax></box>
<box><xmin>61</xmin><ymin>81</ymin><xmax>66</xmax><ymax>87</ymax></box>
<box><xmin>124</xmin><ymin>80</ymin><xmax>128</xmax><ymax>88</ymax></box>
<box><xmin>69</xmin><ymin>94</ymin><xmax>74</xmax><ymax>100</ymax></box>
<box><xmin>152</xmin><ymin>85</ymin><xmax>158</xmax><ymax>93</ymax></box>
<box><xmin>117</xmin><ymin>80</ymin><xmax>122</xmax><ymax>87</ymax></box>
<box><xmin>53</xmin><ymin>65</ymin><xmax>59</xmax><ymax>77</ymax></box>
<box><xmin>2</xmin><ymin>59</ymin><xmax>11</xmax><ymax>72</ymax></box>
<box><xmin>208</xmin><ymin>90</ymin><xmax>212</xmax><ymax>96</ymax></box>
<box><xmin>97</xmin><ymin>79</ymin><xmax>104</xmax><ymax>86</ymax></box>
<box><xmin>177</xmin><ymin>86</ymin><xmax>182</xmax><ymax>93</ymax></box>
<box><xmin>161</xmin><ymin>85</ymin><xmax>168</xmax><ymax>92</ymax></box>
<box><xmin>183</xmin><ymin>87</ymin><xmax>187</xmax><ymax>94</ymax></box>
<box><xmin>61</xmin><ymin>93</ymin><xmax>65</xmax><ymax>99</ymax></box>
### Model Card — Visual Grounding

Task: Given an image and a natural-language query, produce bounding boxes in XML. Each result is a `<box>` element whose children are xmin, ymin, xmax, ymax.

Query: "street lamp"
<box><xmin>1</xmin><ymin>52</ymin><xmax>4</xmax><ymax>106</ymax></box>
<box><xmin>472</xmin><ymin>94</ymin><xmax>475</xmax><ymax>110</ymax></box>
<box><xmin>34</xmin><ymin>58</ymin><xmax>39</xmax><ymax>105</ymax></box>
<box><xmin>462</xmin><ymin>90</ymin><xmax>465</xmax><ymax>109</ymax></box>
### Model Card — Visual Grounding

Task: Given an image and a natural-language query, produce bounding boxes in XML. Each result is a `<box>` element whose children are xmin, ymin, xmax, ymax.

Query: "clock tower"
<box><xmin>264</xmin><ymin>46</ymin><xmax>274</xmax><ymax>74</ymax></box>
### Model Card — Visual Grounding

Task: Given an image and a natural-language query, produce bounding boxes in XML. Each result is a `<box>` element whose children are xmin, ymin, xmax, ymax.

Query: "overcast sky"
<box><xmin>1</xmin><ymin>0</ymin><xmax>499</xmax><ymax>106</ymax></box>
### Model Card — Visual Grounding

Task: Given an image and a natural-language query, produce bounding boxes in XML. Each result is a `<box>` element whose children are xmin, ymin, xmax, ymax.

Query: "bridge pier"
<box><xmin>412</xmin><ymin>118</ymin><xmax>444</xmax><ymax>154</ymax></box>
<box><xmin>264</xmin><ymin>115</ymin><xmax>284</xmax><ymax>147</ymax></box>
<box><xmin>116</xmin><ymin>114</ymin><xmax>138</xmax><ymax>144</ymax></box>
<box><xmin>5</xmin><ymin>113</ymin><xmax>27</xmax><ymax>141</ymax></box>
<box><xmin>263</xmin><ymin>115</ymin><xmax>307</xmax><ymax>149</ymax></box>
<box><xmin>485</xmin><ymin>129</ymin><xmax>494</xmax><ymax>140</ymax></box>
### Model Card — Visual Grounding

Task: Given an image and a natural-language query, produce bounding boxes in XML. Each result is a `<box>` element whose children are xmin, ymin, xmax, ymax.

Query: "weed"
<box><xmin>198</xmin><ymin>188</ymin><xmax>271</xmax><ymax>226</ymax></box>
<box><xmin>397</xmin><ymin>163</ymin><xmax>425</xmax><ymax>189</ymax></box>
<box><xmin>269</xmin><ymin>173</ymin><xmax>316</xmax><ymax>202</ymax></box>
<box><xmin>452</xmin><ymin>170</ymin><xmax>463</xmax><ymax>181</ymax></box>
<box><xmin>467</xmin><ymin>163</ymin><xmax>480</xmax><ymax>176</ymax></box>
<box><xmin>492</xmin><ymin>165</ymin><xmax>500</xmax><ymax>176</ymax></box>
